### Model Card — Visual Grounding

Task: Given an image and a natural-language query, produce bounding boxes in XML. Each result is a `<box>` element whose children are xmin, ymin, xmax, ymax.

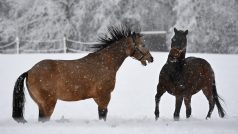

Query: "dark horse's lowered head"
<box><xmin>154</xmin><ymin>28</ymin><xmax>225</xmax><ymax>120</ymax></box>
<box><xmin>12</xmin><ymin>24</ymin><xmax>153</xmax><ymax>123</ymax></box>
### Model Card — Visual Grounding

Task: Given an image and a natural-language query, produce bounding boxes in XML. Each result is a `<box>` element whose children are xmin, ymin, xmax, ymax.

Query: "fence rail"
<box><xmin>0</xmin><ymin>31</ymin><xmax>166</xmax><ymax>54</ymax></box>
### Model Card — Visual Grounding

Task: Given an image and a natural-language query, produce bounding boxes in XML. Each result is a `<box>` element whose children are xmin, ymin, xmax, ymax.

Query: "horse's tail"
<box><xmin>12</xmin><ymin>72</ymin><xmax>28</xmax><ymax>123</ymax></box>
<box><xmin>212</xmin><ymin>79</ymin><xmax>225</xmax><ymax>118</ymax></box>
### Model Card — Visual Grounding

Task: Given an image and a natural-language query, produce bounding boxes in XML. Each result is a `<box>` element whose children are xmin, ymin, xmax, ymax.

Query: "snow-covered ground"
<box><xmin>0</xmin><ymin>52</ymin><xmax>238</xmax><ymax>134</ymax></box>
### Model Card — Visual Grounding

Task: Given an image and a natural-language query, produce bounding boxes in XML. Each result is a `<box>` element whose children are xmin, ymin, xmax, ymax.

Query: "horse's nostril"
<box><xmin>147</xmin><ymin>56</ymin><xmax>153</xmax><ymax>63</ymax></box>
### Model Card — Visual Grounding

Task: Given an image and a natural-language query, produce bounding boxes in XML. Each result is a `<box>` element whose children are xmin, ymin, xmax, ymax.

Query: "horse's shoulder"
<box><xmin>160</xmin><ymin>62</ymin><xmax>169</xmax><ymax>71</ymax></box>
<box><xmin>159</xmin><ymin>63</ymin><xmax>171</xmax><ymax>78</ymax></box>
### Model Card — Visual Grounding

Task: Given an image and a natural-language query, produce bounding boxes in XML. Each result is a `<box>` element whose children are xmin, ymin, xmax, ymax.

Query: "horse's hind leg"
<box><xmin>184</xmin><ymin>96</ymin><xmax>192</xmax><ymax>118</ymax></box>
<box><xmin>174</xmin><ymin>96</ymin><xmax>183</xmax><ymax>121</ymax></box>
<box><xmin>94</xmin><ymin>94</ymin><xmax>111</xmax><ymax>121</ymax></box>
<box><xmin>38</xmin><ymin>99</ymin><xmax>57</xmax><ymax>122</ymax></box>
<box><xmin>154</xmin><ymin>84</ymin><xmax>166</xmax><ymax>120</ymax></box>
<box><xmin>202</xmin><ymin>88</ymin><xmax>215</xmax><ymax>119</ymax></box>
<box><xmin>205</xmin><ymin>96</ymin><xmax>215</xmax><ymax>119</ymax></box>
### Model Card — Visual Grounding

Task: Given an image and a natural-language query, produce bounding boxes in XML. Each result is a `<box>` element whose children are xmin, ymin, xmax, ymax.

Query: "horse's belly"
<box><xmin>58</xmin><ymin>95</ymin><xmax>90</xmax><ymax>101</ymax></box>
<box><xmin>57</xmin><ymin>78</ymin><xmax>101</xmax><ymax>100</ymax></box>
<box><xmin>56</xmin><ymin>86</ymin><xmax>97</xmax><ymax>101</ymax></box>
<box><xmin>166</xmin><ymin>88</ymin><xmax>187</xmax><ymax>96</ymax></box>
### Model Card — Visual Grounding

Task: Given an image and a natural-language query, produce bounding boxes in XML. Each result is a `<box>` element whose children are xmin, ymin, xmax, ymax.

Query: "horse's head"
<box><xmin>126</xmin><ymin>32</ymin><xmax>153</xmax><ymax>66</ymax></box>
<box><xmin>170</xmin><ymin>28</ymin><xmax>188</xmax><ymax>59</ymax></box>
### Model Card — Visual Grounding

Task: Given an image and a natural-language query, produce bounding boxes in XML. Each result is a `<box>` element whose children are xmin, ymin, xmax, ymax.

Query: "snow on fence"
<box><xmin>140</xmin><ymin>31</ymin><xmax>167</xmax><ymax>35</ymax></box>
<box><xmin>0</xmin><ymin>31</ymin><xmax>166</xmax><ymax>54</ymax></box>
<box><xmin>0</xmin><ymin>37</ymin><xmax>100</xmax><ymax>54</ymax></box>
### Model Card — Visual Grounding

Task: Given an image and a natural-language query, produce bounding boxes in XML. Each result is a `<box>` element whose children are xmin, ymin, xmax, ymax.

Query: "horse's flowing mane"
<box><xmin>92</xmin><ymin>25</ymin><xmax>134</xmax><ymax>51</ymax></box>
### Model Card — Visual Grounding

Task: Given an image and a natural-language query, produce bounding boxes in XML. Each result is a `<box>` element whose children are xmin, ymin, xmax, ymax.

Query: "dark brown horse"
<box><xmin>12</xmin><ymin>25</ymin><xmax>153</xmax><ymax>123</ymax></box>
<box><xmin>154</xmin><ymin>28</ymin><xmax>225</xmax><ymax>120</ymax></box>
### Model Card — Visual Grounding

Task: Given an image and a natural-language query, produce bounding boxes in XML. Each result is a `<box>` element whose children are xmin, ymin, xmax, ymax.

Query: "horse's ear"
<box><xmin>132</xmin><ymin>32</ymin><xmax>137</xmax><ymax>40</ymax></box>
<box><xmin>132</xmin><ymin>32</ymin><xmax>136</xmax><ymax>36</ymax></box>
<box><xmin>184</xmin><ymin>30</ymin><xmax>188</xmax><ymax>35</ymax></box>
<box><xmin>174</xmin><ymin>28</ymin><xmax>178</xmax><ymax>33</ymax></box>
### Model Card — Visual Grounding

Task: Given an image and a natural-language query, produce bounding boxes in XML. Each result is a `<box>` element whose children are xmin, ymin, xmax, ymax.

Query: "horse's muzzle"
<box><xmin>170</xmin><ymin>47</ymin><xmax>186</xmax><ymax>59</ymax></box>
<box><xmin>141</xmin><ymin>53</ymin><xmax>154</xmax><ymax>66</ymax></box>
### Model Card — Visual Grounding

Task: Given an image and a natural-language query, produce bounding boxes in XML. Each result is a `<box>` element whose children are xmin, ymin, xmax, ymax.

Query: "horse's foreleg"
<box><xmin>184</xmin><ymin>96</ymin><xmax>192</xmax><ymax>118</ymax></box>
<box><xmin>174</xmin><ymin>96</ymin><xmax>183</xmax><ymax>121</ymax></box>
<box><xmin>154</xmin><ymin>84</ymin><xmax>166</xmax><ymax>120</ymax></box>
<box><xmin>94</xmin><ymin>94</ymin><xmax>111</xmax><ymax>121</ymax></box>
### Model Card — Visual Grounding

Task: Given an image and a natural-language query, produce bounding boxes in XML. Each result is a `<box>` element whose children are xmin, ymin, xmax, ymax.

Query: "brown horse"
<box><xmin>154</xmin><ymin>28</ymin><xmax>225</xmax><ymax>120</ymax></box>
<box><xmin>12</xmin><ymin>25</ymin><xmax>153</xmax><ymax>123</ymax></box>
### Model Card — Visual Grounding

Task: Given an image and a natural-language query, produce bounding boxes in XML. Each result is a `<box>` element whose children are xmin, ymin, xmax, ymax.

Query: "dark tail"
<box><xmin>12</xmin><ymin>72</ymin><xmax>28</xmax><ymax>123</ymax></box>
<box><xmin>213</xmin><ymin>80</ymin><xmax>225</xmax><ymax>118</ymax></box>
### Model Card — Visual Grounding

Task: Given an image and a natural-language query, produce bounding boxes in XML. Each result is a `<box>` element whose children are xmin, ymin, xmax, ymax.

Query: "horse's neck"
<box><xmin>167</xmin><ymin>51</ymin><xmax>186</xmax><ymax>74</ymax></box>
<box><xmin>167</xmin><ymin>51</ymin><xmax>186</xmax><ymax>63</ymax></box>
<box><xmin>91</xmin><ymin>41</ymin><xmax>128</xmax><ymax>71</ymax></box>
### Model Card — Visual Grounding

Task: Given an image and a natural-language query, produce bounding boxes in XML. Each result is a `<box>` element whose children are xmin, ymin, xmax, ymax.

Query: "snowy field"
<box><xmin>0</xmin><ymin>52</ymin><xmax>238</xmax><ymax>134</ymax></box>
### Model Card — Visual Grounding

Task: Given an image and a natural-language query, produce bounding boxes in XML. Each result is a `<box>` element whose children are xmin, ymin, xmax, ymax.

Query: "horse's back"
<box><xmin>184</xmin><ymin>57</ymin><xmax>214</xmax><ymax>79</ymax></box>
<box><xmin>184</xmin><ymin>57</ymin><xmax>213</xmax><ymax>73</ymax></box>
<box><xmin>28</xmin><ymin>59</ymin><xmax>58</xmax><ymax>79</ymax></box>
<box><xmin>185</xmin><ymin>57</ymin><xmax>209</xmax><ymax>64</ymax></box>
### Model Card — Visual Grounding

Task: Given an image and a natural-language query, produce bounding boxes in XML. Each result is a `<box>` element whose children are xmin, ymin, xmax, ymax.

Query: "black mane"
<box><xmin>92</xmin><ymin>25</ymin><xmax>134</xmax><ymax>50</ymax></box>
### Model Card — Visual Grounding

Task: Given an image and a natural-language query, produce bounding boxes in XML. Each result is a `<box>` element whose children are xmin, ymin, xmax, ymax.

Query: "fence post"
<box><xmin>16</xmin><ymin>37</ymin><xmax>19</xmax><ymax>54</ymax></box>
<box><xmin>63</xmin><ymin>36</ymin><xmax>66</xmax><ymax>53</ymax></box>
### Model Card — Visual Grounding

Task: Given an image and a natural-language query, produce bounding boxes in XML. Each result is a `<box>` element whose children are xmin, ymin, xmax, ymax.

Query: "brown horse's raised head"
<box><xmin>96</xmin><ymin>25</ymin><xmax>153</xmax><ymax>66</ymax></box>
<box><xmin>170</xmin><ymin>28</ymin><xmax>188</xmax><ymax>59</ymax></box>
<box><xmin>126</xmin><ymin>32</ymin><xmax>153</xmax><ymax>66</ymax></box>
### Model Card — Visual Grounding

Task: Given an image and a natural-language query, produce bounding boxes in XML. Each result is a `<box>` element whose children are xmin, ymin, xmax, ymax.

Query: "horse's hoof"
<box><xmin>174</xmin><ymin>116</ymin><xmax>180</xmax><ymax>121</ymax></box>
<box><xmin>14</xmin><ymin>118</ymin><xmax>27</xmax><ymax>123</ymax></box>
<box><xmin>38</xmin><ymin>117</ymin><xmax>50</xmax><ymax>123</ymax></box>
<box><xmin>154</xmin><ymin>111</ymin><xmax>159</xmax><ymax>120</ymax></box>
<box><xmin>99</xmin><ymin>117</ymin><xmax>107</xmax><ymax>121</ymax></box>
<box><xmin>155</xmin><ymin>116</ymin><xmax>159</xmax><ymax>121</ymax></box>
<box><xmin>206</xmin><ymin>116</ymin><xmax>211</xmax><ymax>120</ymax></box>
